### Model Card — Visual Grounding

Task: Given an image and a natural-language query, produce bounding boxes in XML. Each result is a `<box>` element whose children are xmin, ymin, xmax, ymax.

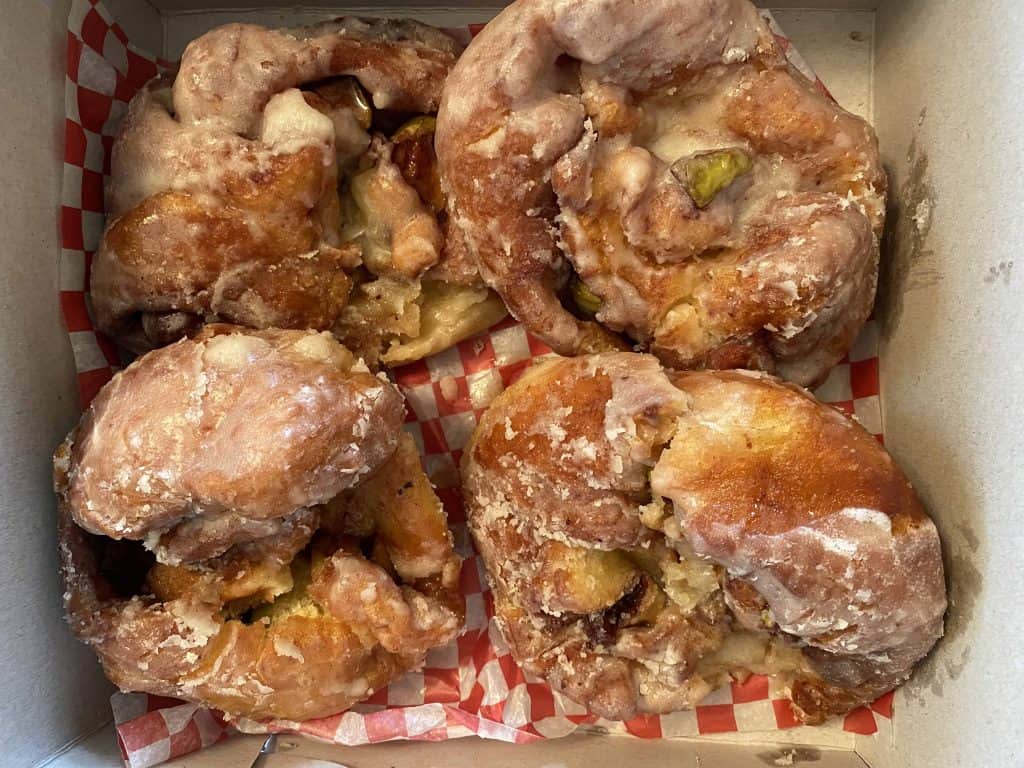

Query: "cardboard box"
<box><xmin>2</xmin><ymin>0</ymin><xmax>1019</xmax><ymax>766</ymax></box>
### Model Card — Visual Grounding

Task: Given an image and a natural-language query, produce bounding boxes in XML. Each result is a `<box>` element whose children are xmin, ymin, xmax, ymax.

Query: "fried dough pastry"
<box><xmin>462</xmin><ymin>354</ymin><xmax>944</xmax><ymax>723</ymax></box>
<box><xmin>437</xmin><ymin>0</ymin><xmax>885</xmax><ymax>386</ymax></box>
<box><xmin>56</xmin><ymin>327</ymin><xmax>463</xmax><ymax>720</ymax></box>
<box><xmin>94</xmin><ymin>18</ymin><xmax>504</xmax><ymax>363</ymax></box>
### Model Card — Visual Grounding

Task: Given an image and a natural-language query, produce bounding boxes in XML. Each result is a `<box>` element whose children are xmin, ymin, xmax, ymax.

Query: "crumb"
<box><xmin>439</xmin><ymin>375</ymin><xmax>458</xmax><ymax>402</ymax></box>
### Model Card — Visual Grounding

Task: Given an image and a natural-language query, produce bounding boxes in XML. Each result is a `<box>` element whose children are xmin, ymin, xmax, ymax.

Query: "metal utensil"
<box><xmin>250</xmin><ymin>734</ymin><xmax>278</xmax><ymax>768</ymax></box>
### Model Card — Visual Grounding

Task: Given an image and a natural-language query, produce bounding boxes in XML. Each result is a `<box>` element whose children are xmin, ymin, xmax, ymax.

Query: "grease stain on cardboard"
<box><xmin>904</xmin><ymin>521</ymin><xmax>982</xmax><ymax>701</ymax></box>
<box><xmin>984</xmin><ymin>261</ymin><xmax>1013</xmax><ymax>285</ymax></box>
<box><xmin>878</xmin><ymin>109</ymin><xmax>938</xmax><ymax>339</ymax></box>
<box><xmin>756</xmin><ymin>746</ymin><xmax>822</xmax><ymax>765</ymax></box>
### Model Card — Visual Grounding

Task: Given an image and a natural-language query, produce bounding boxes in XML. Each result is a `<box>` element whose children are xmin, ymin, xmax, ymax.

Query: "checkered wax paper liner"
<box><xmin>61</xmin><ymin>2</ymin><xmax>891</xmax><ymax>766</ymax></box>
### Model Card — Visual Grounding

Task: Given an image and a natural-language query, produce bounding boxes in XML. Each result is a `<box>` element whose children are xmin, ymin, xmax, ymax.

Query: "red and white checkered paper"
<box><xmin>61</xmin><ymin>2</ymin><xmax>891</xmax><ymax>766</ymax></box>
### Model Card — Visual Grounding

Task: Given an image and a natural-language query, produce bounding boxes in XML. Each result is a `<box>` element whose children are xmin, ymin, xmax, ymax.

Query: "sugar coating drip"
<box><xmin>437</xmin><ymin>0</ymin><xmax>886</xmax><ymax>386</ymax></box>
<box><xmin>462</xmin><ymin>354</ymin><xmax>945</xmax><ymax>723</ymax></box>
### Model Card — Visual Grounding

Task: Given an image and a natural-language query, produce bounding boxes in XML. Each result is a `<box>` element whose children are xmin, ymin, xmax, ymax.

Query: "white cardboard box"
<box><xmin>2</xmin><ymin>1</ymin><xmax>1020</xmax><ymax>766</ymax></box>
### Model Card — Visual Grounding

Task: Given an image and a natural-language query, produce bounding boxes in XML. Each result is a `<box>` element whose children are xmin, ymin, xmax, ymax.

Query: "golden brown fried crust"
<box><xmin>56</xmin><ymin>509</ymin><xmax>454</xmax><ymax>722</ymax></box>
<box><xmin>464</xmin><ymin>354</ymin><xmax>725</xmax><ymax>719</ymax></box>
<box><xmin>94</xmin><ymin>19</ymin><xmax>478</xmax><ymax>357</ymax></box>
<box><xmin>437</xmin><ymin>0</ymin><xmax>886</xmax><ymax>387</ymax></box>
<box><xmin>95</xmin><ymin>149</ymin><xmax>356</xmax><ymax>349</ymax></box>
<box><xmin>173</xmin><ymin>19</ymin><xmax>462</xmax><ymax>136</ymax></box>
<box><xmin>462</xmin><ymin>354</ymin><xmax>945</xmax><ymax>723</ymax></box>
<box><xmin>658</xmin><ymin>371</ymin><xmax>928</xmax><ymax>536</ymax></box>
<box><xmin>655</xmin><ymin>370</ymin><xmax>945</xmax><ymax>721</ymax></box>
<box><xmin>56</xmin><ymin>352</ymin><xmax>464</xmax><ymax>722</ymax></box>
<box><xmin>343</xmin><ymin>433</ymin><xmax>462</xmax><ymax>588</ymax></box>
